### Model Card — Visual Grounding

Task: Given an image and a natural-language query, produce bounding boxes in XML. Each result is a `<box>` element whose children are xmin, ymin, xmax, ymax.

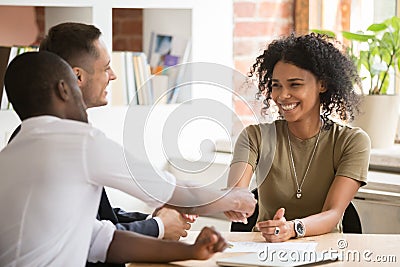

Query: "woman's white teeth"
<box><xmin>281</xmin><ymin>103</ymin><xmax>298</xmax><ymax>111</ymax></box>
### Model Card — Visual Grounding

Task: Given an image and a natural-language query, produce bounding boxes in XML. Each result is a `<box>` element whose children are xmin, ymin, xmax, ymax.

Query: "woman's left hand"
<box><xmin>256</xmin><ymin>208</ymin><xmax>294</xmax><ymax>242</ymax></box>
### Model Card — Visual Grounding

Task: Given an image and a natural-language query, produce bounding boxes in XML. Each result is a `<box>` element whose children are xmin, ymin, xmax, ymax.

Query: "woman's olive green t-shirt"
<box><xmin>232</xmin><ymin>120</ymin><xmax>370</xmax><ymax>232</ymax></box>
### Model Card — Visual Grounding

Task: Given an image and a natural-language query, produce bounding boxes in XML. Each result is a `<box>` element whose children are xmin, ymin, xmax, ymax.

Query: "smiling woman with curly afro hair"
<box><xmin>226</xmin><ymin>33</ymin><xmax>371</xmax><ymax>243</ymax></box>
<box><xmin>250</xmin><ymin>32</ymin><xmax>362</xmax><ymax>128</ymax></box>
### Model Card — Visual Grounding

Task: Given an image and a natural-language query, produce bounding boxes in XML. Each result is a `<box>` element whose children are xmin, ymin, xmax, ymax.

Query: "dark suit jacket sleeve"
<box><xmin>113</xmin><ymin>208</ymin><xmax>150</xmax><ymax>222</ymax></box>
<box><xmin>97</xmin><ymin>189</ymin><xmax>159</xmax><ymax>237</ymax></box>
<box><xmin>113</xmin><ymin>208</ymin><xmax>159</xmax><ymax>237</ymax></box>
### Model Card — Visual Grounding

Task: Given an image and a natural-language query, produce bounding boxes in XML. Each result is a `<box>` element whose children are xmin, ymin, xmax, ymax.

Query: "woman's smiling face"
<box><xmin>271</xmin><ymin>61</ymin><xmax>325</xmax><ymax>123</ymax></box>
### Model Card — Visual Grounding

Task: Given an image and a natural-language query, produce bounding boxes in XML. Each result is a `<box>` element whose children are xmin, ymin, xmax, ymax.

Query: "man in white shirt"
<box><xmin>0</xmin><ymin>51</ymin><xmax>256</xmax><ymax>266</ymax></box>
<box><xmin>38</xmin><ymin>22</ymin><xmax>191</xmax><ymax>246</ymax></box>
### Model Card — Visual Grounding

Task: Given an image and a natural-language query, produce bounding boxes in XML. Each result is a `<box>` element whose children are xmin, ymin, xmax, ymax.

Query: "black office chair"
<box><xmin>231</xmin><ymin>189</ymin><xmax>362</xmax><ymax>234</ymax></box>
<box><xmin>342</xmin><ymin>201</ymin><xmax>362</xmax><ymax>233</ymax></box>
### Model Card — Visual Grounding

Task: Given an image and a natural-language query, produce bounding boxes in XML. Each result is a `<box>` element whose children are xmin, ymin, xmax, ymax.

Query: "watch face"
<box><xmin>296</xmin><ymin>222</ymin><xmax>304</xmax><ymax>234</ymax></box>
<box><xmin>294</xmin><ymin>220</ymin><xmax>305</xmax><ymax>237</ymax></box>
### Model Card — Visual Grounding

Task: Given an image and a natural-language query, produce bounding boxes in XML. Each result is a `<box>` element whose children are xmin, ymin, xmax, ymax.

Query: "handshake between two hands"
<box><xmin>159</xmin><ymin>187</ymin><xmax>257</xmax><ymax>226</ymax></box>
<box><xmin>223</xmin><ymin>187</ymin><xmax>257</xmax><ymax>224</ymax></box>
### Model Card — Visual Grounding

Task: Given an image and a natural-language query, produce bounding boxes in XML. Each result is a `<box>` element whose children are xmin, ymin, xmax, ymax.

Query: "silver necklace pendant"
<box><xmin>288</xmin><ymin>121</ymin><xmax>322</xmax><ymax>201</ymax></box>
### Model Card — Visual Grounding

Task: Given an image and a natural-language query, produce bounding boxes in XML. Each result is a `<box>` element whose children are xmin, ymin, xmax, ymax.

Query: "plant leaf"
<box><xmin>367</xmin><ymin>23</ymin><xmax>387</xmax><ymax>32</ymax></box>
<box><xmin>384</xmin><ymin>16</ymin><xmax>400</xmax><ymax>31</ymax></box>
<box><xmin>342</xmin><ymin>31</ymin><xmax>374</xmax><ymax>42</ymax></box>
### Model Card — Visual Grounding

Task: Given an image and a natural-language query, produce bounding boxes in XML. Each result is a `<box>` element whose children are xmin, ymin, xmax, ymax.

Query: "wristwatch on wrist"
<box><xmin>293</xmin><ymin>219</ymin><xmax>306</xmax><ymax>238</ymax></box>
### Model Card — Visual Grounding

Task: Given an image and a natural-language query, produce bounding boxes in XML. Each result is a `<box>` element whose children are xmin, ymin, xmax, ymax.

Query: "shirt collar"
<box><xmin>20</xmin><ymin>115</ymin><xmax>62</xmax><ymax>132</ymax></box>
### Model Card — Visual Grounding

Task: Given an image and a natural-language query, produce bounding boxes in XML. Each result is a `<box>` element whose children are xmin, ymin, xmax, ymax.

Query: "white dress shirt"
<box><xmin>0</xmin><ymin>116</ymin><xmax>175</xmax><ymax>267</ymax></box>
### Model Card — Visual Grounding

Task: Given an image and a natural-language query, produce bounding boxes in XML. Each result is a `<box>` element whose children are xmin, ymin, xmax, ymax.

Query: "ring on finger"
<box><xmin>274</xmin><ymin>226</ymin><xmax>280</xmax><ymax>236</ymax></box>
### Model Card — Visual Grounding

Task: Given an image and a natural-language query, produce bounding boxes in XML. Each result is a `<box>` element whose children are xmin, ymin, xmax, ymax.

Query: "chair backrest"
<box><xmin>231</xmin><ymin>189</ymin><xmax>362</xmax><ymax>234</ymax></box>
<box><xmin>342</xmin><ymin>201</ymin><xmax>362</xmax><ymax>234</ymax></box>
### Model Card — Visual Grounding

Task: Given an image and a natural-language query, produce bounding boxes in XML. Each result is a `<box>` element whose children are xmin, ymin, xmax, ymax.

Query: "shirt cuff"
<box><xmin>87</xmin><ymin>220</ymin><xmax>116</xmax><ymax>263</ymax></box>
<box><xmin>152</xmin><ymin>216</ymin><xmax>165</xmax><ymax>239</ymax></box>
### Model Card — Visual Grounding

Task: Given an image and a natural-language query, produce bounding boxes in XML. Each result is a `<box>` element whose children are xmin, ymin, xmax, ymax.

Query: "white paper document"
<box><xmin>224</xmin><ymin>242</ymin><xmax>318</xmax><ymax>253</ymax></box>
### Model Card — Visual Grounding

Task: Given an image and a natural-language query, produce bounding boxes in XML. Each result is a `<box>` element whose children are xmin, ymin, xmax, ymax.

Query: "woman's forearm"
<box><xmin>300</xmin><ymin>209</ymin><xmax>343</xmax><ymax>237</ymax></box>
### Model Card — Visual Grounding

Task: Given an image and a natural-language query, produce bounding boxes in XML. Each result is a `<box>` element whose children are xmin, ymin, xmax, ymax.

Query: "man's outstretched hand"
<box><xmin>223</xmin><ymin>188</ymin><xmax>257</xmax><ymax>223</ymax></box>
<box><xmin>191</xmin><ymin>227</ymin><xmax>228</xmax><ymax>260</ymax></box>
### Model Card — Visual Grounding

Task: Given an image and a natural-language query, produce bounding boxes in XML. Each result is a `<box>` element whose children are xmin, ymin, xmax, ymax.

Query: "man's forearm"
<box><xmin>167</xmin><ymin>186</ymin><xmax>255</xmax><ymax>216</ymax></box>
<box><xmin>166</xmin><ymin>194</ymin><xmax>238</xmax><ymax>215</ymax></box>
<box><xmin>106</xmin><ymin>230</ymin><xmax>193</xmax><ymax>263</ymax></box>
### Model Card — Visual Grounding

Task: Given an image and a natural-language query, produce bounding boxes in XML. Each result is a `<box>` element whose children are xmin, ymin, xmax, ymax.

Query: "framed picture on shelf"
<box><xmin>148</xmin><ymin>32</ymin><xmax>191</xmax><ymax>103</ymax></box>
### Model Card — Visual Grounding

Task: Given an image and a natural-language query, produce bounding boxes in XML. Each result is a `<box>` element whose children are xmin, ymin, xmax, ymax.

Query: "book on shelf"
<box><xmin>167</xmin><ymin>38</ymin><xmax>191</xmax><ymax>104</ymax></box>
<box><xmin>110</xmin><ymin>51</ymin><xmax>129</xmax><ymax>106</ymax></box>
<box><xmin>0</xmin><ymin>46</ymin><xmax>38</xmax><ymax>110</ymax></box>
<box><xmin>132</xmin><ymin>52</ymin><xmax>154</xmax><ymax>105</ymax></box>
<box><xmin>151</xmin><ymin>74</ymin><xmax>168</xmax><ymax>104</ymax></box>
<box><xmin>124</xmin><ymin>51</ymin><xmax>138</xmax><ymax>105</ymax></box>
<box><xmin>148</xmin><ymin>32</ymin><xmax>191</xmax><ymax>104</ymax></box>
<box><xmin>112</xmin><ymin>51</ymin><xmax>172</xmax><ymax>106</ymax></box>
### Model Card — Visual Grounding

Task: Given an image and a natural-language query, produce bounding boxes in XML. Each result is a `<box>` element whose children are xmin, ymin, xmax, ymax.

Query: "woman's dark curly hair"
<box><xmin>249</xmin><ymin>33</ymin><xmax>362</xmax><ymax>128</ymax></box>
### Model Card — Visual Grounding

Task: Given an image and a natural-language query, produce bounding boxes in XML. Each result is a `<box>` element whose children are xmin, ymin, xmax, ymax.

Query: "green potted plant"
<box><xmin>344</xmin><ymin>16</ymin><xmax>400</xmax><ymax>149</ymax></box>
<box><xmin>342</xmin><ymin>16</ymin><xmax>400</xmax><ymax>95</ymax></box>
<box><xmin>314</xmin><ymin>16</ymin><xmax>400</xmax><ymax>148</ymax></box>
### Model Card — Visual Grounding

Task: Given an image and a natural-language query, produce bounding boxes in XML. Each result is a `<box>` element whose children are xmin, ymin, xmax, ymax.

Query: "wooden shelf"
<box><xmin>111</xmin><ymin>0</ymin><xmax>195</xmax><ymax>9</ymax></box>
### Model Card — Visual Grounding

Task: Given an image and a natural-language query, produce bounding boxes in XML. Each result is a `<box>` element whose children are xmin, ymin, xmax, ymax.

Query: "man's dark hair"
<box><xmin>40</xmin><ymin>22</ymin><xmax>102</xmax><ymax>72</ymax></box>
<box><xmin>4</xmin><ymin>51</ymin><xmax>73</xmax><ymax>120</ymax></box>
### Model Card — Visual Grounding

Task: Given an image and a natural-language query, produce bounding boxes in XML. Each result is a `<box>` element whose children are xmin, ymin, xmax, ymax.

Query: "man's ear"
<box><xmin>56</xmin><ymin>80</ymin><xmax>70</xmax><ymax>102</ymax></box>
<box><xmin>73</xmin><ymin>67</ymin><xmax>84</xmax><ymax>86</ymax></box>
